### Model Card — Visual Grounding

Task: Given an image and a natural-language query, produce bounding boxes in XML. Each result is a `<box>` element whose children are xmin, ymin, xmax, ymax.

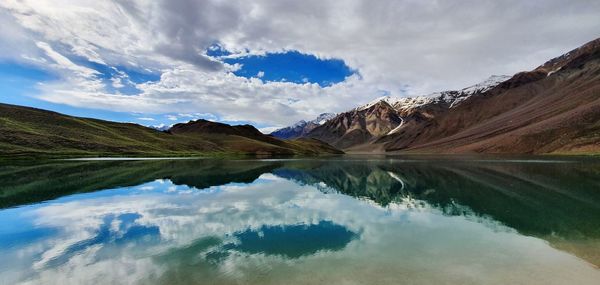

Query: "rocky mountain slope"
<box><xmin>270</xmin><ymin>113</ymin><xmax>335</xmax><ymax>139</ymax></box>
<box><xmin>0</xmin><ymin>104</ymin><xmax>342</xmax><ymax>157</ymax></box>
<box><xmin>307</xmin><ymin>75</ymin><xmax>511</xmax><ymax>150</ymax></box>
<box><xmin>306</xmin><ymin>37</ymin><xmax>600</xmax><ymax>154</ymax></box>
<box><xmin>307</xmin><ymin>100</ymin><xmax>404</xmax><ymax>149</ymax></box>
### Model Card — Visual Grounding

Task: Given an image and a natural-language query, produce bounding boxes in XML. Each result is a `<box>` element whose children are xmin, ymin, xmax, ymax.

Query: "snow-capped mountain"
<box><xmin>308</xmin><ymin>75</ymin><xmax>511</xmax><ymax>149</ymax></box>
<box><xmin>313</xmin><ymin>113</ymin><xmax>336</xmax><ymax>125</ymax></box>
<box><xmin>150</xmin><ymin>124</ymin><xmax>171</xmax><ymax>131</ymax></box>
<box><xmin>270</xmin><ymin>113</ymin><xmax>336</xmax><ymax>139</ymax></box>
<box><xmin>458</xmin><ymin>75</ymin><xmax>511</xmax><ymax>95</ymax></box>
<box><xmin>356</xmin><ymin>75</ymin><xmax>510</xmax><ymax>112</ymax></box>
<box><xmin>306</xmin><ymin>37</ymin><xmax>600</xmax><ymax>153</ymax></box>
<box><xmin>309</xmin><ymin>100</ymin><xmax>403</xmax><ymax>149</ymax></box>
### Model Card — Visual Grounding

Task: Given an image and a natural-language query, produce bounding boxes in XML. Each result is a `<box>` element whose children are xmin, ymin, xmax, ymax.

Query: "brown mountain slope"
<box><xmin>383</xmin><ymin>38</ymin><xmax>600</xmax><ymax>154</ymax></box>
<box><xmin>307</xmin><ymin>37</ymin><xmax>600</xmax><ymax>155</ymax></box>
<box><xmin>307</xmin><ymin>75</ymin><xmax>511</xmax><ymax>151</ymax></box>
<box><xmin>308</xmin><ymin>101</ymin><xmax>403</xmax><ymax>149</ymax></box>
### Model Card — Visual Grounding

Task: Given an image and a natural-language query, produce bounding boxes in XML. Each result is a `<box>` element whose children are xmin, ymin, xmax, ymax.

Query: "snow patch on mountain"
<box><xmin>313</xmin><ymin>113</ymin><xmax>336</xmax><ymax>125</ymax></box>
<box><xmin>290</xmin><ymin>120</ymin><xmax>308</xmax><ymax>128</ymax></box>
<box><xmin>150</xmin><ymin>124</ymin><xmax>171</xmax><ymax>131</ymax></box>
<box><xmin>356</xmin><ymin>96</ymin><xmax>397</xmax><ymax>111</ymax></box>
<box><xmin>270</xmin><ymin>113</ymin><xmax>336</xmax><ymax>138</ymax></box>
<box><xmin>356</xmin><ymin>75</ymin><xmax>510</xmax><ymax>112</ymax></box>
<box><xmin>387</xmin><ymin>118</ymin><xmax>405</xmax><ymax>135</ymax></box>
<box><xmin>391</xmin><ymin>96</ymin><xmax>436</xmax><ymax>111</ymax></box>
<box><xmin>449</xmin><ymin>75</ymin><xmax>510</xmax><ymax>108</ymax></box>
<box><xmin>547</xmin><ymin>67</ymin><xmax>562</xmax><ymax>77</ymax></box>
<box><xmin>276</xmin><ymin>113</ymin><xmax>335</xmax><ymax>131</ymax></box>
<box><xmin>459</xmin><ymin>75</ymin><xmax>510</xmax><ymax>95</ymax></box>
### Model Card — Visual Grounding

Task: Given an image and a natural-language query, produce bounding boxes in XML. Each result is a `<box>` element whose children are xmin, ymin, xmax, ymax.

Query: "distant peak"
<box><xmin>356</xmin><ymin>96</ymin><xmax>400</xmax><ymax>111</ymax></box>
<box><xmin>269</xmin><ymin>113</ymin><xmax>336</xmax><ymax>138</ymax></box>
<box><xmin>150</xmin><ymin>124</ymin><xmax>171</xmax><ymax>131</ymax></box>
<box><xmin>314</xmin><ymin>113</ymin><xmax>336</xmax><ymax>125</ymax></box>
<box><xmin>355</xmin><ymin>74</ymin><xmax>511</xmax><ymax>113</ymax></box>
<box><xmin>291</xmin><ymin>120</ymin><xmax>308</xmax><ymax>128</ymax></box>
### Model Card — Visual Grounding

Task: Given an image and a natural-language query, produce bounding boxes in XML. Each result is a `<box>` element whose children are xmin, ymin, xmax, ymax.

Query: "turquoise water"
<box><xmin>1</xmin><ymin>157</ymin><xmax>599</xmax><ymax>284</ymax></box>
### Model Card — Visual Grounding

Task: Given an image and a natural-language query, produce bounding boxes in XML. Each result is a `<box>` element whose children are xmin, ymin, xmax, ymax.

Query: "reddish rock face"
<box><xmin>308</xmin><ymin>101</ymin><xmax>403</xmax><ymax>149</ymax></box>
<box><xmin>307</xmin><ymin>37</ymin><xmax>600</xmax><ymax>154</ymax></box>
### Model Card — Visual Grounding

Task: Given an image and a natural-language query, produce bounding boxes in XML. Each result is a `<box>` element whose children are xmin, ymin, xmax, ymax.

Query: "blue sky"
<box><xmin>0</xmin><ymin>48</ymin><xmax>355</xmax><ymax>130</ymax></box>
<box><xmin>1</xmin><ymin>1</ymin><xmax>599</xmax><ymax>130</ymax></box>
<box><xmin>0</xmin><ymin>61</ymin><xmax>151</xmax><ymax>123</ymax></box>
<box><xmin>222</xmin><ymin>50</ymin><xmax>354</xmax><ymax>87</ymax></box>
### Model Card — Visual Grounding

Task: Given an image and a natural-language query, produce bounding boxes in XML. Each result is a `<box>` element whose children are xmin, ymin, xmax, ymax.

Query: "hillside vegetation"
<box><xmin>0</xmin><ymin>103</ymin><xmax>342</xmax><ymax>158</ymax></box>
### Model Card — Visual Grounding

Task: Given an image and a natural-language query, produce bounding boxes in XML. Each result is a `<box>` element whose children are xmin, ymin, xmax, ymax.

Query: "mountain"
<box><xmin>306</xmin><ymin>37</ymin><xmax>600</xmax><ymax>154</ymax></box>
<box><xmin>169</xmin><ymin>118</ymin><xmax>342</xmax><ymax>155</ymax></box>
<box><xmin>0</xmin><ymin>103</ymin><xmax>342</xmax><ymax>158</ymax></box>
<box><xmin>270</xmin><ymin>113</ymin><xmax>335</xmax><ymax>139</ymax></box>
<box><xmin>307</xmin><ymin>100</ymin><xmax>404</xmax><ymax>149</ymax></box>
<box><xmin>308</xmin><ymin>75</ymin><xmax>510</xmax><ymax>150</ymax></box>
<box><xmin>381</xmin><ymin>38</ymin><xmax>600</xmax><ymax>154</ymax></box>
<box><xmin>270</xmin><ymin>159</ymin><xmax>600</xmax><ymax>266</ymax></box>
<box><xmin>170</xmin><ymin>119</ymin><xmax>275</xmax><ymax>140</ymax></box>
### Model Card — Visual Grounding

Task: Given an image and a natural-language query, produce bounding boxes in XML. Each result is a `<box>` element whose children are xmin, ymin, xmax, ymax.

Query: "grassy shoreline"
<box><xmin>0</xmin><ymin>151</ymin><xmax>346</xmax><ymax>161</ymax></box>
<box><xmin>2</xmin><ymin>151</ymin><xmax>598</xmax><ymax>162</ymax></box>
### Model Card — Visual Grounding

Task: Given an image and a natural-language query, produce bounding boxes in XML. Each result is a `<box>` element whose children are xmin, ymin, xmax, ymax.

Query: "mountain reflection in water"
<box><xmin>0</xmin><ymin>157</ymin><xmax>599</xmax><ymax>285</ymax></box>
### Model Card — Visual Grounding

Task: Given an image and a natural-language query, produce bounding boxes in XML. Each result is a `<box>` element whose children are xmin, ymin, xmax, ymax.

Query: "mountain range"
<box><xmin>273</xmin><ymin>37</ymin><xmax>600</xmax><ymax>155</ymax></box>
<box><xmin>1</xmin><ymin>37</ymin><xmax>599</xmax><ymax>157</ymax></box>
<box><xmin>270</xmin><ymin>113</ymin><xmax>335</xmax><ymax>139</ymax></box>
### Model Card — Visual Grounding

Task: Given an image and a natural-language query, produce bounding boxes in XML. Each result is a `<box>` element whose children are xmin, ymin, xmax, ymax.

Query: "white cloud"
<box><xmin>111</xmin><ymin>77</ymin><xmax>125</xmax><ymax>89</ymax></box>
<box><xmin>137</xmin><ymin>117</ymin><xmax>155</xmax><ymax>121</ymax></box>
<box><xmin>177</xmin><ymin>112</ymin><xmax>217</xmax><ymax>120</ymax></box>
<box><xmin>1</xmin><ymin>0</ymin><xmax>600</xmax><ymax>127</ymax></box>
<box><xmin>256</xmin><ymin>71</ymin><xmax>264</xmax><ymax>78</ymax></box>
<box><xmin>35</xmin><ymin>41</ymin><xmax>98</xmax><ymax>79</ymax></box>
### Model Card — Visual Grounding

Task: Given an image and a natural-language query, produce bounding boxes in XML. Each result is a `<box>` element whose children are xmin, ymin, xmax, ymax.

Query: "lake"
<box><xmin>1</xmin><ymin>156</ymin><xmax>599</xmax><ymax>284</ymax></box>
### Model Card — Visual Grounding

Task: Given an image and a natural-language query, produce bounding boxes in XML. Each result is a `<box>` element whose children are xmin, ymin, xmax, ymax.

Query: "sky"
<box><xmin>0</xmin><ymin>0</ymin><xmax>599</xmax><ymax>132</ymax></box>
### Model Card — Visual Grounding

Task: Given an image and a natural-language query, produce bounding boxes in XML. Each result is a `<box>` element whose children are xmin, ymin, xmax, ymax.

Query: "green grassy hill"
<box><xmin>0</xmin><ymin>103</ymin><xmax>342</xmax><ymax>158</ymax></box>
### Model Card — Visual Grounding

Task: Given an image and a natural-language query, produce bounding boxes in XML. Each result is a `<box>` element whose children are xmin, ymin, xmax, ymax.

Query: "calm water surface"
<box><xmin>1</xmin><ymin>157</ymin><xmax>599</xmax><ymax>284</ymax></box>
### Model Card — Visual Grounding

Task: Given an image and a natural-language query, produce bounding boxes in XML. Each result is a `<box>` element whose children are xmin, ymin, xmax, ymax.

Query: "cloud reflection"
<box><xmin>1</xmin><ymin>159</ymin><xmax>599</xmax><ymax>285</ymax></box>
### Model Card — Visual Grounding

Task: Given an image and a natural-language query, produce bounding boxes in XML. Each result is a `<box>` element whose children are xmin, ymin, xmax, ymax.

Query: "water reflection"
<box><xmin>222</xmin><ymin>221</ymin><xmax>357</xmax><ymax>258</ymax></box>
<box><xmin>0</xmin><ymin>157</ymin><xmax>599</xmax><ymax>284</ymax></box>
<box><xmin>44</xmin><ymin>213</ymin><xmax>161</xmax><ymax>269</ymax></box>
<box><xmin>275</xmin><ymin>159</ymin><xmax>600</xmax><ymax>267</ymax></box>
